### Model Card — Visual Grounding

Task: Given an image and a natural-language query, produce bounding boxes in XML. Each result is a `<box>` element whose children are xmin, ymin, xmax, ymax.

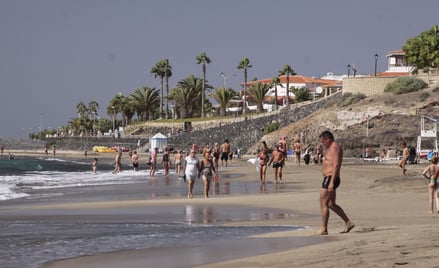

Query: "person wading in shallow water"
<box><xmin>318</xmin><ymin>130</ymin><xmax>354</xmax><ymax>235</ymax></box>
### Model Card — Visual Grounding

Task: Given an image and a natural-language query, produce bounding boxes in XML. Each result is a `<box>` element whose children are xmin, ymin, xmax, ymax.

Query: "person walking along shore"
<box><xmin>318</xmin><ymin>130</ymin><xmax>354</xmax><ymax>235</ymax></box>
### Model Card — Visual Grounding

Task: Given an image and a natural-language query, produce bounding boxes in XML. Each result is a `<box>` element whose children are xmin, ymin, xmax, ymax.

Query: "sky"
<box><xmin>1</xmin><ymin>0</ymin><xmax>438</xmax><ymax>138</ymax></box>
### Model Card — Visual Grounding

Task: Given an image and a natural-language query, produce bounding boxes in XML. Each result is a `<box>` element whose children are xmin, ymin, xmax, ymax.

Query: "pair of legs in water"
<box><xmin>319</xmin><ymin>175</ymin><xmax>355</xmax><ymax>235</ymax></box>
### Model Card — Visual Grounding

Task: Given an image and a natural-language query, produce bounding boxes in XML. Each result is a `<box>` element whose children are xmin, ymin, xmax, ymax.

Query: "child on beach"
<box><xmin>149</xmin><ymin>147</ymin><xmax>158</xmax><ymax>177</ymax></box>
<box><xmin>174</xmin><ymin>150</ymin><xmax>183</xmax><ymax>176</ymax></box>
<box><xmin>422</xmin><ymin>156</ymin><xmax>439</xmax><ymax>214</ymax></box>
<box><xmin>92</xmin><ymin>158</ymin><xmax>98</xmax><ymax>173</ymax></box>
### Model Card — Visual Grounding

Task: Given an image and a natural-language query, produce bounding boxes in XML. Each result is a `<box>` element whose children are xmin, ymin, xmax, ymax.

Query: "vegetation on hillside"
<box><xmin>384</xmin><ymin>77</ymin><xmax>428</xmax><ymax>95</ymax></box>
<box><xmin>340</xmin><ymin>92</ymin><xmax>366</xmax><ymax>107</ymax></box>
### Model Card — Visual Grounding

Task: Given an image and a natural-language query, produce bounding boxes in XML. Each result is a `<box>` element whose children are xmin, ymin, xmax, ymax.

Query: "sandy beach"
<box><xmin>2</xmin><ymin>150</ymin><xmax>439</xmax><ymax>267</ymax></box>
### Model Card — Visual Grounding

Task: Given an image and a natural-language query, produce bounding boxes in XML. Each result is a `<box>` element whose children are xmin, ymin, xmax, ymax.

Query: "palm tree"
<box><xmin>209</xmin><ymin>87</ymin><xmax>238</xmax><ymax>116</ymax></box>
<box><xmin>151</xmin><ymin>59</ymin><xmax>172</xmax><ymax>119</ymax></box>
<box><xmin>196</xmin><ymin>52</ymin><xmax>211</xmax><ymax>118</ymax></box>
<box><xmin>278</xmin><ymin>64</ymin><xmax>296</xmax><ymax>106</ymax></box>
<box><xmin>76</xmin><ymin>101</ymin><xmax>87</xmax><ymax>118</ymax></box>
<box><xmin>162</xmin><ymin>60</ymin><xmax>172</xmax><ymax>119</ymax></box>
<box><xmin>87</xmin><ymin>101</ymin><xmax>99</xmax><ymax>135</ymax></box>
<box><xmin>293</xmin><ymin>87</ymin><xmax>312</xmax><ymax>103</ymax></box>
<box><xmin>248</xmin><ymin>82</ymin><xmax>271</xmax><ymax>113</ymax></box>
<box><xmin>119</xmin><ymin>95</ymin><xmax>135</xmax><ymax>127</ymax></box>
<box><xmin>237</xmin><ymin>57</ymin><xmax>252</xmax><ymax>114</ymax></box>
<box><xmin>168</xmin><ymin>75</ymin><xmax>203</xmax><ymax>118</ymax></box>
<box><xmin>107</xmin><ymin>92</ymin><xmax>124</xmax><ymax>133</ymax></box>
<box><xmin>271</xmin><ymin>77</ymin><xmax>282</xmax><ymax>110</ymax></box>
<box><xmin>130</xmin><ymin>86</ymin><xmax>160</xmax><ymax>121</ymax></box>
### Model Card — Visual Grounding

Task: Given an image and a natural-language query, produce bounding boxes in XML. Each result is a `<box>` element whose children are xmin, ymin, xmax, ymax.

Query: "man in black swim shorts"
<box><xmin>318</xmin><ymin>130</ymin><xmax>354</xmax><ymax>235</ymax></box>
<box><xmin>322</xmin><ymin>175</ymin><xmax>340</xmax><ymax>189</ymax></box>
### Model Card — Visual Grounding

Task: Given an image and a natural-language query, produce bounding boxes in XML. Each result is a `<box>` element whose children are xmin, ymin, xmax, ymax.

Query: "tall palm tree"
<box><xmin>162</xmin><ymin>59</ymin><xmax>172</xmax><ymax>119</ymax></box>
<box><xmin>237</xmin><ymin>57</ymin><xmax>252</xmax><ymax>114</ymax></box>
<box><xmin>151</xmin><ymin>59</ymin><xmax>172</xmax><ymax>119</ymax></box>
<box><xmin>278</xmin><ymin>64</ymin><xmax>296</xmax><ymax>106</ymax></box>
<box><xmin>107</xmin><ymin>92</ymin><xmax>124</xmax><ymax>132</ymax></box>
<box><xmin>76</xmin><ymin>101</ymin><xmax>87</xmax><ymax>118</ymax></box>
<box><xmin>87</xmin><ymin>100</ymin><xmax>99</xmax><ymax>135</ymax></box>
<box><xmin>271</xmin><ymin>77</ymin><xmax>282</xmax><ymax>110</ymax></box>
<box><xmin>209</xmin><ymin>87</ymin><xmax>238</xmax><ymax>116</ymax></box>
<box><xmin>130</xmin><ymin>86</ymin><xmax>160</xmax><ymax>121</ymax></box>
<box><xmin>196</xmin><ymin>52</ymin><xmax>211</xmax><ymax>118</ymax></box>
<box><xmin>248</xmin><ymin>82</ymin><xmax>271</xmax><ymax>113</ymax></box>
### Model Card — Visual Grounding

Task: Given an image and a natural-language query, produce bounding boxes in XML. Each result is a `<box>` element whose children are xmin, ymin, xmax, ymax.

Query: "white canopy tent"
<box><xmin>150</xmin><ymin>132</ymin><xmax>168</xmax><ymax>152</ymax></box>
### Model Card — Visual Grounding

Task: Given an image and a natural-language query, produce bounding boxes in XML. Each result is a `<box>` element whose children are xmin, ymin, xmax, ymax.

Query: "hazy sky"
<box><xmin>1</xmin><ymin>0</ymin><xmax>438</xmax><ymax>138</ymax></box>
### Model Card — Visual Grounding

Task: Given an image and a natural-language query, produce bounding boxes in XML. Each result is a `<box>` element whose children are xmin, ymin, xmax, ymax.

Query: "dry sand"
<box><xmin>6</xmin><ymin>150</ymin><xmax>438</xmax><ymax>267</ymax></box>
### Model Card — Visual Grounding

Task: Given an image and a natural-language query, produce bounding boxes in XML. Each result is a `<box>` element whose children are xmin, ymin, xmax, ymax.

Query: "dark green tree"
<box><xmin>293</xmin><ymin>87</ymin><xmax>312</xmax><ymax>102</ymax></box>
<box><xmin>403</xmin><ymin>25</ymin><xmax>439</xmax><ymax>74</ymax></box>
<box><xmin>130</xmin><ymin>86</ymin><xmax>160</xmax><ymax>121</ymax></box>
<box><xmin>248</xmin><ymin>82</ymin><xmax>271</xmax><ymax>113</ymax></box>
<box><xmin>209</xmin><ymin>87</ymin><xmax>238</xmax><ymax>116</ymax></box>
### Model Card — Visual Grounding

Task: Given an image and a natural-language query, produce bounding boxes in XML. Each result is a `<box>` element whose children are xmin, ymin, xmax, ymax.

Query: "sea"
<box><xmin>0</xmin><ymin>155</ymin><xmax>312</xmax><ymax>268</ymax></box>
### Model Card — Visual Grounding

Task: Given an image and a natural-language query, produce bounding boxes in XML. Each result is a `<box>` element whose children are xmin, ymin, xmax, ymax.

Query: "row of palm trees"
<box><xmin>42</xmin><ymin>55</ymin><xmax>301</xmax><ymax>136</ymax></box>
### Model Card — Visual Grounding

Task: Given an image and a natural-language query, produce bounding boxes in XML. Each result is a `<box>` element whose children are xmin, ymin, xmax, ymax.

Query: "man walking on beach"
<box><xmin>319</xmin><ymin>130</ymin><xmax>354</xmax><ymax>235</ymax></box>
<box><xmin>220</xmin><ymin>139</ymin><xmax>231</xmax><ymax>167</ymax></box>
<box><xmin>399</xmin><ymin>142</ymin><xmax>409</xmax><ymax>175</ymax></box>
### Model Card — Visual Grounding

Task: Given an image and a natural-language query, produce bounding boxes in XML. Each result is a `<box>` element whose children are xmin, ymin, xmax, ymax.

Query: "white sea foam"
<box><xmin>0</xmin><ymin>183</ymin><xmax>29</xmax><ymax>200</ymax></box>
<box><xmin>0</xmin><ymin>169</ymin><xmax>175</xmax><ymax>201</ymax></box>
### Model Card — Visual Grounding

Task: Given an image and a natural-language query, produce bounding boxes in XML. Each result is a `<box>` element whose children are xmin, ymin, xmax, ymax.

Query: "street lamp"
<box><xmin>347</xmin><ymin>64</ymin><xmax>351</xmax><ymax>78</ymax></box>
<box><xmin>218</xmin><ymin>72</ymin><xmax>236</xmax><ymax>89</ymax></box>
<box><xmin>111</xmin><ymin>106</ymin><xmax>115</xmax><ymax>135</ymax></box>
<box><xmin>374</xmin><ymin>53</ymin><xmax>379</xmax><ymax>76</ymax></box>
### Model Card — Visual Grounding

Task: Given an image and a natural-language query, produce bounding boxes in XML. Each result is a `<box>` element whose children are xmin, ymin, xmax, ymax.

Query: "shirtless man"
<box><xmin>220</xmin><ymin>139</ymin><xmax>231</xmax><ymax>167</ymax></box>
<box><xmin>268</xmin><ymin>144</ymin><xmax>285</xmax><ymax>184</ymax></box>
<box><xmin>131</xmin><ymin>151</ymin><xmax>139</xmax><ymax>172</ymax></box>
<box><xmin>293</xmin><ymin>139</ymin><xmax>302</xmax><ymax>166</ymax></box>
<box><xmin>399</xmin><ymin>142</ymin><xmax>409</xmax><ymax>175</ymax></box>
<box><xmin>319</xmin><ymin>130</ymin><xmax>354</xmax><ymax>235</ymax></box>
<box><xmin>278</xmin><ymin>135</ymin><xmax>288</xmax><ymax>162</ymax></box>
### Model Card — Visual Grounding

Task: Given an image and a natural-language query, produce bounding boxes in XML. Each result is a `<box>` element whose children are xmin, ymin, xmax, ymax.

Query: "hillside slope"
<box><xmin>253</xmin><ymin>87</ymin><xmax>439</xmax><ymax>157</ymax></box>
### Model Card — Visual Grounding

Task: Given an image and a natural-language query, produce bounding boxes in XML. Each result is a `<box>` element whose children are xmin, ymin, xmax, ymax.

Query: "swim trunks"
<box><xmin>220</xmin><ymin>152</ymin><xmax>229</xmax><ymax>161</ymax></box>
<box><xmin>272</xmin><ymin>162</ymin><xmax>282</xmax><ymax>168</ymax></box>
<box><xmin>322</xmin><ymin>175</ymin><xmax>341</xmax><ymax>189</ymax></box>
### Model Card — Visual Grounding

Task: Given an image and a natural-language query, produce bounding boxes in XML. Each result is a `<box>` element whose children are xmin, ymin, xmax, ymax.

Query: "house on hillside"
<box><xmin>242</xmin><ymin>75</ymin><xmax>341</xmax><ymax>105</ymax></box>
<box><xmin>377</xmin><ymin>49</ymin><xmax>415</xmax><ymax>77</ymax></box>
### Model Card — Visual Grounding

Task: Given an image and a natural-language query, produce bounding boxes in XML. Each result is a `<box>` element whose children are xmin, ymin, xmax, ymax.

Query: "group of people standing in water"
<box><xmin>103</xmin><ymin>139</ymin><xmax>233</xmax><ymax>199</ymax></box>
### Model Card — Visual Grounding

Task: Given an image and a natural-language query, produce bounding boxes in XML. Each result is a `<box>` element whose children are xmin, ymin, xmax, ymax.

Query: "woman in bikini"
<box><xmin>199</xmin><ymin>151</ymin><xmax>217</xmax><ymax>198</ymax></box>
<box><xmin>422</xmin><ymin>155</ymin><xmax>439</xmax><ymax>214</ymax></box>
<box><xmin>257</xmin><ymin>141</ymin><xmax>270</xmax><ymax>184</ymax></box>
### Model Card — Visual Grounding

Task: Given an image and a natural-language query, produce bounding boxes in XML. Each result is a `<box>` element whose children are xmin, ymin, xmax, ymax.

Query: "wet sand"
<box><xmin>3</xmin><ymin>150</ymin><xmax>439</xmax><ymax>267</ymax></box>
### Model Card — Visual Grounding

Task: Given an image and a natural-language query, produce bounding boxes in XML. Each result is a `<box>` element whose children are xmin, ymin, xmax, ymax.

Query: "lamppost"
<box><xmin>347</xmin><ymin>64</ymin><xmax>351</xmax><ymax>77</ymax></box>
<box><xmin>374</xmin><ymin>53</ymin><xmax>379</xmax><ymax>76</ymax></box>
<box><xmin>218</xmin><ymin>72</ymin><xmax>236</xmax><ymax>89</ymax></box>
<box><xmin>111</xmin><ymin>106</ymin><xmax>115</xmax><ymax>135</ymax></box>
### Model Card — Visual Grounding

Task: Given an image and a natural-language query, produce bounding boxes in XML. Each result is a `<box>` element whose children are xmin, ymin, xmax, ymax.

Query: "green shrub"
<box><xmin>420</xmin><ymin>92</ymin><xmax>430</xmax><ymax>101</ymax></box>
<box><xmin>340</xmin><ymin>92</ymin><xmax>366</xmax><ymax>107</ymax></box>
<box><xmin>384</xmin><ymin>77</ymin><xmax>428</xmax><ymax>95</ymax></box>
<box><xmin>265</xmin><ymin>121</ymin><xmax>280</xmax><ymax>134</ymax></box>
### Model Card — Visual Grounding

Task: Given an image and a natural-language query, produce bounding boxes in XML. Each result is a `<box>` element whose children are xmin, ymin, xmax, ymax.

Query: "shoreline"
<box><xmin>2</xmin><ymin>150</ymin><xmax>439</xmax><ymax>267</ymax></box>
